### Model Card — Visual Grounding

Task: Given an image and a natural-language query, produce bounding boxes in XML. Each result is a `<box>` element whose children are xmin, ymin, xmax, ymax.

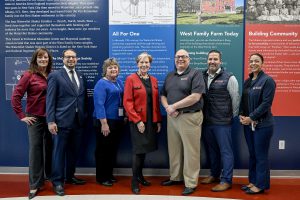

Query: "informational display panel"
<box><xmin>109</xmin><ymin>0</ymin><xmax>176</xmax><ymax>86</ymax></box>
<box><xmin>245</xmin><ymin>0</ymin><xmax>300</xmax><ymax>116</ymax></box>
<box><xmin>176</xmin><ymin>0</ymin><xmax>244</xmax><ymax>88</ymax></box>
<box><xmin>3</xmin><ymin>0</ymin><xmax>106</xmax><ymax>98</ymax></box>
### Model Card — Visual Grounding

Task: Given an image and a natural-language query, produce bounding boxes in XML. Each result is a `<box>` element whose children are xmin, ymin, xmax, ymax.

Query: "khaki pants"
<box><xmin>167</xmin><ymin>111</ymin><xmax>203</xmax><ymax>188</ymax></box>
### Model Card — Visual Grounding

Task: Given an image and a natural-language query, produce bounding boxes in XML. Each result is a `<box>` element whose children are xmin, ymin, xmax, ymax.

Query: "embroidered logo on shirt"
<box><xmin>214</xmin><ymin>80</ymin><xmax>224</xmax><ymax>83</ymax></box>
<box><xmin>253</xmin><ymin>86</ymin><xmax>262</xmax><ymax>90</ymax></box>
<box><xmin>181</xmin><ymin>77</ymin><xmax>188</xmax><ymax>80</ymax></box>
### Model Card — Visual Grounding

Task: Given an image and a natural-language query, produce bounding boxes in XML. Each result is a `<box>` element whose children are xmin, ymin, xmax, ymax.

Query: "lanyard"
<box><xmin>111</xmin><ymin>80</ymin><xmax>123</xmax><ymax>107</ymax></box>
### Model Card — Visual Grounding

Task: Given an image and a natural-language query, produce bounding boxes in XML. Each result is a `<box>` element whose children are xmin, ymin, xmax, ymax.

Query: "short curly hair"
<box><xmin>102</xmin><ymin>57</ymin><xmax>120</xmax><ymax>77</ymax></box>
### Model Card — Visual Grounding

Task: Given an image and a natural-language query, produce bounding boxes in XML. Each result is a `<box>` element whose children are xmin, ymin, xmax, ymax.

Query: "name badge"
<box><xmin>118</xmin><ymin>107</ymin><xmax>124</xmax><ymax>117</ymax></box>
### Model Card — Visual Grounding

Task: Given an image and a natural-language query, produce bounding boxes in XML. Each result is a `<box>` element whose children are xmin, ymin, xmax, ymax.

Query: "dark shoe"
<box><xmin>211</xmin><ymin>182</ymin><xmax>232</xmax><ymax>192</ymax></box>
<box><xmin>241</xmin><ymin>184</ymin><xmax>253</xmax><ymax>191</ymax></box>
<box><xmin>28</xmin><ymin>188</ymin><xmax>39</xmax><ymax>199</ymax></box>
<box><xmin>161</xmin><ymin>179</ymin><xmax>183</xmax><ymax>186</ymax></box>
<box><xmin>53</xmin><ymin>185</ymin><xmax>64</xmax><ymax>196</ymax></box>
<box><xmin>65</xmin><ymin>177</ymin><xmax>86</xmax><ymax>185</ymax></box>
<box><xmin>137</xmin><ymin>177</ymin><xmax>151</xmax><ymax>186</ymax></box>
<box><xmin>110</xmin><ymin>175</ymin><xmax>117</xmax><ymax>183</ymax></box>
<box><xmin>100</xmin><ymin>180</ymin><xmax>113</xmax><ymax>187</ymax></box>
<box><xmin>131</xmin><ymin>180</ymin><xmax>140</xmax><ymax>194</ymax></box>
<box><xmin>245</xmin><ymin>188</ymin><xmax>265</xmax><ymax>194</ymax></box>
<box><xmin>201</xmin><ymin>176</ymin><xmax>219</xmax><ymax>184</ymax></box>
<box><xmin>182</xmin><ymin>187</ymin><xmax>196</xmax><ymax>195</ymax></box>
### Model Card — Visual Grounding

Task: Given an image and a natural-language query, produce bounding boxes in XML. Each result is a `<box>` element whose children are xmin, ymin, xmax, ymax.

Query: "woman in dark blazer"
<box><xmin>11</xmin><ymin>48</ymin><xmax>53</xmax><ymax>199</ymax></box>
<box><xmin>239</xmin><ymin>53</ymin><xmax>276</xmax><ymax>194</ymax></box>
<box><xmin>123</xmin><ymin>52</ymin><xmax>162</xmax><ymax>194</ymax></box>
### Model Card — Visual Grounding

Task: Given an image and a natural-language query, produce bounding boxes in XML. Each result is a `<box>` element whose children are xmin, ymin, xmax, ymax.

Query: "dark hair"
<box><xmin>250</xmin><ymin>53</ymin><xmax>264</xmax><ymax>63</ymax></box>
<box><xmin>28</xmin><ymin>48</ymin><xmax>53</xmax><ymax>76</ymax></box>
<box><xmin>208</xmin><ymin>49</ymin><xmax>222</xmax><ymax>60</ymax></box>
<box><xmin>62</xmin><ymin>49</ymin><xmax>77</xmax><ymax>57</ymax></box>
<box><xmin>136</xmin><ymin>52</ymin><xmax>153</xmax><ymax>63</ymax></box>
<box><xmin>102</xmin><ymin>57</ymin><xmax>120</xmax><ymax>77</ymax></box>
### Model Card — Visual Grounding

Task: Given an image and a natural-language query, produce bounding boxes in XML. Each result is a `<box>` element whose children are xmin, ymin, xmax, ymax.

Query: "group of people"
<box><xmin>11</xmin><ymin>48</ymin><xmax>276</xmax><ymax>199</ymax></box>
<box><xmin>247</xmin><ymin>0</ymin><xmax>300</xmax><ymax>21</ymax></box>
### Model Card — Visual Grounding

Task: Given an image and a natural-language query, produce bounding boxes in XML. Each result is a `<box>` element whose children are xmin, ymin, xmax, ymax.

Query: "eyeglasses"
<box><xmin>175</xmin><ymin>55</ymin><xmax>189</xmax><ymax>60</ymax></box>
<box><xmin>64</xmin><ymin>56</ymin><xmax>77</xmax><ymax>59</ymax></box>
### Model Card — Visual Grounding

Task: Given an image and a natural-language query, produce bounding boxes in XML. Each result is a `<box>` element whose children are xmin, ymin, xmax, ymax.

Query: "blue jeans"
<box><xmin>244</xmin><ymin>125</ymin><xmax>273</xmax><ymax>190</ymax></box>
<box><xmin>203</xmin><ymin>124</ymin><xmax>234</xmax><ymax>184</ymax></box>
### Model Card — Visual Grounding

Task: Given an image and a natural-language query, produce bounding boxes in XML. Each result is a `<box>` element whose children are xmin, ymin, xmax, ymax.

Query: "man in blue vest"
<box><xmin>201</xmin><ymin>50</ymin><xmax>239</xmax><ymax>192</ymax></box>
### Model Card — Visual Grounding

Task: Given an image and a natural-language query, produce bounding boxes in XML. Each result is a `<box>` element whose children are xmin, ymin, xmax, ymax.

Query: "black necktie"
<box><xmin>70</xmin><ymin>70</ymin><xmax>79</xmax><ymax>92</ymax></box>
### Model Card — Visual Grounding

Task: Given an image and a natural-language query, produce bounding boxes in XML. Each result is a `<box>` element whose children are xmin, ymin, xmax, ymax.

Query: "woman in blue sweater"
<box><xmin>239</xmin><ymin>53</ymin><xmax>276</xmax><ymax>194</ymax></box>
<box><xmin>93</xmin><ymin>58</ymin><xmax>124</xmax><ymax>186</ymax></box>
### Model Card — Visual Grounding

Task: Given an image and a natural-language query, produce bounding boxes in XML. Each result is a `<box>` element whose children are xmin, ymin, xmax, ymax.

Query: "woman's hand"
<box><xmin>21</xmin><ymin>116</ymin><xmax>36</xmax><ymax>125</ymax></box>
<box><xmin>137</xmin><ymin>121</ymin><xmax>145</xmax><ymax>134</ymax></box>
<box><xmin>101</xmin><ymin>123</ymin><xmax>110</xmax><ymax>136</ymax></box>
<box><xmin>157</xmin><ymin>123</ymin><xmax>161</xmax><ymax>133</ymax></box>
<box><xmin>240</xmin><ymin>115</ymin><xmax>253</xmax><ymax>125</ymax></box>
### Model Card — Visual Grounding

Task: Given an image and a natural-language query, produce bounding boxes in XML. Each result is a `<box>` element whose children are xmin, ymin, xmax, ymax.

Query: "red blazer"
<box><xmin>123</xmin><ymin>73</ymin><xmax>162</xmax><ymax>124</ymax></box>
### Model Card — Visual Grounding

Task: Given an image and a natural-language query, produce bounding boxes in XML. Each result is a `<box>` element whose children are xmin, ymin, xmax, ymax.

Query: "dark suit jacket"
<box><xmin>123</xmin><ymin>73</ymin><xmax>162</xmax><ymax>124</ymax></box>
<box><xmin>46</xmin><ymin>67</ymin><xmax>87</xmax><ymax>128</ymax></box>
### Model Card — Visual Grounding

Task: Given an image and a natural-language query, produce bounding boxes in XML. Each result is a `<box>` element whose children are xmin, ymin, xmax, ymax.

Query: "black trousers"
<box><xmin>94</xmin><ymin>119</ymin><xmax>123</xmax><ymax>182</ymax></box>
<box><xmin>27</xmin><ymin>115</ymin><xmax>52</xmax><ymax>190</ymax></box>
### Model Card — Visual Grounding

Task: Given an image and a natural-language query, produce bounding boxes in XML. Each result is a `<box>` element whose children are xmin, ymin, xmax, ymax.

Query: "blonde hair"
<box><xmin>135</xmin><ymin>52</ymin><xmax>153</xmax><ymax>63</ymax></box>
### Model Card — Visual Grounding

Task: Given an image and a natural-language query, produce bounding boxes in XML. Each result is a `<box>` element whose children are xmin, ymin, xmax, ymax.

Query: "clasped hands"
<box><xmin>239</xmin><ymin>115</ymin><xmax>257</xmax><ymax>127</ymax></box>
<box><xmin>165</xmin><ymin>104</ymin><xmax>179</xmax><ymax>118</ymax></box>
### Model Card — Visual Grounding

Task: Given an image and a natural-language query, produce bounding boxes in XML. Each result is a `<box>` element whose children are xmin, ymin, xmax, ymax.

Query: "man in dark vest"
<box><xmin>201</xmin><ymin>50</ymin><xmax>239</xmax><ymax>192</ymax></box>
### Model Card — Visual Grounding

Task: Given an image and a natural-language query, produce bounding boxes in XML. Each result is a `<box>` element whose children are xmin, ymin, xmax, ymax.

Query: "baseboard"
<box><xmin>1</xmin><ymin>167</ymin><xmax>300</xmax><ymax>177</ymax></box>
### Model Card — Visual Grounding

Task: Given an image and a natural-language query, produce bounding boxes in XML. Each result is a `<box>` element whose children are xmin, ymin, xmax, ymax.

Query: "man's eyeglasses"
<box><xmin>64</xmin><ymin>56</ymin><xmax>77</xmax><ymax>59</ymax></box>
<box><xmin>175</xmin><ymin>55</ymin><xmax>189</xmax><ymax>60</ymax></box>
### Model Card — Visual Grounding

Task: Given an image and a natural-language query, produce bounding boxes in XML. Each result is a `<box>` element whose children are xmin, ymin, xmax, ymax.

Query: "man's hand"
<box><xmin>48</xmin><ymin>122</ymin><xmax>58</xmax><ymax>135</ymax></box>
<box><xmin>165</xmin><ymin>104</ymin><xmax>176</xmax><ymax>116</ymax></box>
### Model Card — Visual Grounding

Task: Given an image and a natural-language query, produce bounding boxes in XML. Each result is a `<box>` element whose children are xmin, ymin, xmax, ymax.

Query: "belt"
<box><xmin>180</xmin><ymin>110</ymin><xmax>200</xmax><ymax>114</ymax></box>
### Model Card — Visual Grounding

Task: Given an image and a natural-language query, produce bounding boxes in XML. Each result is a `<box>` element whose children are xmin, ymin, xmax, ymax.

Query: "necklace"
<box><xmin>137</xmin><ymin>72</ymin><xmax>149</xmax><ymax>79</ymax></box>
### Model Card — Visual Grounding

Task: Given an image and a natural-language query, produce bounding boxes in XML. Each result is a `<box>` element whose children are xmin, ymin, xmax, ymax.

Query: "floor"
<box><xmin>0</xmin><ymin>175</ymin><xmax>299</xmax><ymax>200</ymax></box>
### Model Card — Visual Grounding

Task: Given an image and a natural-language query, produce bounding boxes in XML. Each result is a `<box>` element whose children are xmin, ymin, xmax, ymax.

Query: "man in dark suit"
<box><xmin>46</xmin><ymin>49</ymin><xmax>87</xmax><ymax>196</ymax></box>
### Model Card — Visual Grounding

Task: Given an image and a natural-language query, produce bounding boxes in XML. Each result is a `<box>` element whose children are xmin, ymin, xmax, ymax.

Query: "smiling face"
<box><xmin>63</xmin><ymin>50</ymin><xmax>77</xmax><ymax>69</ymax></box>
<box><xmin>175</xmin><ymin>49</ymin><xmax>190</xmax><ymax>72</ymax></box>
<box><xmin>106</xmin><ymin>64</ymin><xmax>119</xmax><ymax>80</ymax></box>
<box><xmin>137</xmin><ymin>54</ymin><xmax>151</xmax><ymax>75</ymax></box>
<box><xmin>36</xmin><ymin>52</ymin><xmax>49</xmax><ymax>73</ymax></box>
<box><xmin>207</xmin><ymin>52</ymin><xmax>222</xmax><ymax>75</ymax></box>
<box><xmin>249</xmin><ymin>54</ymin><xmax>263</xmax><ymax>74</ymax></box>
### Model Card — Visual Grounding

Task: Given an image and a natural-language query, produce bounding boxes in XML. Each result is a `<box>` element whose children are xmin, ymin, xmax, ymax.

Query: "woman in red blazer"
<box><xmin>123</xmin><ymin>52</ymin><xmax>162</xmax><ymax>194</ymax></box>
